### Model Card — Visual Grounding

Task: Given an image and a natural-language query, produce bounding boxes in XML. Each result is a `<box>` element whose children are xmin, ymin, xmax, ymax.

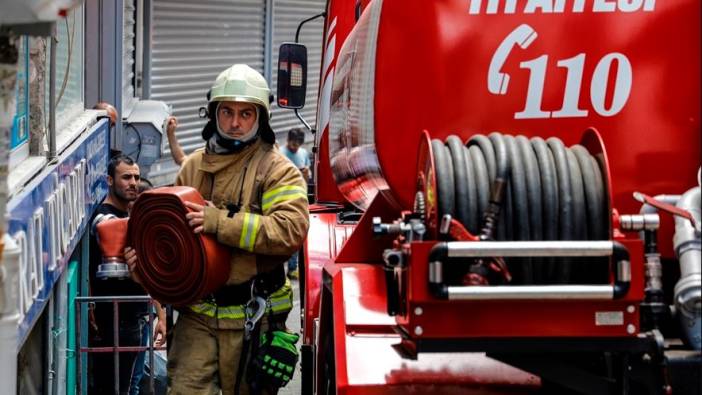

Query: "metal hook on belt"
<box><xmin>244</xmin><ymin>296</ymin><xmax>267</xmax><ymax>340</ymax></box>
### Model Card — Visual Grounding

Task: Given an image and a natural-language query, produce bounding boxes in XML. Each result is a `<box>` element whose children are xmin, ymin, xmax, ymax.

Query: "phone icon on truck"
<box><xmin>488</xmin><ymin>24</ymin><xmax>538</xmax><ymax>95</ymax></box>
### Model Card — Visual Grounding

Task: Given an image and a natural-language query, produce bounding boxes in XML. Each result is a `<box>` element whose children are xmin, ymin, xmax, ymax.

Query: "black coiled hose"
<box><xmin>432</xmin><ymin>132</ymin><xmax>608</xmax><ymax>285</ymax></box>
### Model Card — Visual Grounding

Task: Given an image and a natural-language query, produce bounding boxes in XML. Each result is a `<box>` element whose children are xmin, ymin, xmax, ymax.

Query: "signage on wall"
<box><xmin>6</xmin><ymin>119</ymin><xmax>110</xmax><ymax>347</ymax></box>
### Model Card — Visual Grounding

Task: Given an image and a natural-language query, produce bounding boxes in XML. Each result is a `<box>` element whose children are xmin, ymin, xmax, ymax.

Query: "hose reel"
<box><xmin>417</xmin><ymin>129</ymin><xmax>613</xmax><ymax>286</ymax></box>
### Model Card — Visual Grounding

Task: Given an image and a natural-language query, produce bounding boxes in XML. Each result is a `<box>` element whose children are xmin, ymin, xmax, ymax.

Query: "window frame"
<box><xmin>8</xmin><ymin>5</ymin><xmax>95</xmax><ymax>197</ymax></box>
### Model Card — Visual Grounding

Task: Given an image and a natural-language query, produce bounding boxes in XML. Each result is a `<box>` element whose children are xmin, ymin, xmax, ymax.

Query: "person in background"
<box><xmin>89</xmin><ymin>158</ymin><xmax>167</xmax><ymax>395</ymax></box>
<box><xmin>94</xmin><ymin>101</ymin><xmax>118</xmax><ymax>127</ymax></box>
<box><xmin>137</xmin><ymin>177</ymin><xmax>154</xmax><ymax>194</ymax></box>
<box><xmin>127</xmin><ymin>177</ymin><xmax>154</xmax><ymax>212</ymax></box>
<box><xmin>89</xmin><ymin>155</ymin><xmax>150</xmax><ymax>394</ymax></box>
<box><xmin>165</xmin><ymin>116</ymin><xmax>186</xmax><ymax>166</ymax></box>
<box><xmin>278</xmin><ymin>127</ymin><xmax>311</xmax><ymax>279</ymax></box>
<box><xmin>279</xmin><ymin>127</ymin><xmax>310</xmax><ymax>181</ymax></box>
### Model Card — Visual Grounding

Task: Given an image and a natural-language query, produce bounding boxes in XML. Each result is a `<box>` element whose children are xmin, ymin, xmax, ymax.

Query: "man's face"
<box><xmin>216</xmin><ymin>102</ymin><xmax>258</xmax><ymax>139</ymax></box>
<box><xmin>109</xmin><ymin>162</ymin><xmax>140</xmax><ymax>202</ymax></box>
<box><xmin>287</xmin><ymin>139</ymin><xmax>301</xmax><ymax>153</ymax></box>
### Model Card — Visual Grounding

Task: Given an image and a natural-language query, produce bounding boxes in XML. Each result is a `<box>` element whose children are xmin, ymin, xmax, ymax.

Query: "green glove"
<box><xmin>249</xmin><ymin>330</ymin><xmax>300</xmax><ymax>390</ymax></box>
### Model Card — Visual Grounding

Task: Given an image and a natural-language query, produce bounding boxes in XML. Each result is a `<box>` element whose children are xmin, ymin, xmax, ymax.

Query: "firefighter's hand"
<box><xmin>124</xmin><ymin>246</ymin><xmax>142</xmax><ymax>285</ymax></box>
<box><xmin>184</xmin><ymin>201</ymin><xmax>214</xmax><ymax>234</ymax></box>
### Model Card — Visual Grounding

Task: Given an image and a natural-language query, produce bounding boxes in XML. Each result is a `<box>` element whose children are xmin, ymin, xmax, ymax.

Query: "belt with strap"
<box><xmin>190</xmin><ymin>275</ymin><xmax>293</xmax><ymax>320</ymax></box>
<box><xmin>210</xmin><ymin>265</ymin><xmax>286</xmax><ymax>306</ymax></box>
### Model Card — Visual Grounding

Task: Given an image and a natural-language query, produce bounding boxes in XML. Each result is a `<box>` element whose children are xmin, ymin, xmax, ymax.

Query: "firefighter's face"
<box><xmin>216</xmin><ymin>102</ymin><xmax>258</xmax><ymax>139</ymax></box>
<box><xmin>109</xmin><ymin>162</ymin><xmax>140</xmax><ymax>202</ymax></box>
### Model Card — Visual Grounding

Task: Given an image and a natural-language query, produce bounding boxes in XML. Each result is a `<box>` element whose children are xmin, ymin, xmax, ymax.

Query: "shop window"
<box><xmin>9</xmin><ymin>7</ymin><xmax>85</xmax><ymax>192</ymax></box>
<box><xmin>9</xmin><ymin>36</ymin><xmax>29</xmax><ymax>168</ymax></box>
<box><xmin>47</xmin><ymin>5</ymin><xmax>84</xmax><ymax>131</ymax></box>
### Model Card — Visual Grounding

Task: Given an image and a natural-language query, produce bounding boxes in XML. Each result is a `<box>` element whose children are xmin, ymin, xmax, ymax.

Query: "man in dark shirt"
<box><xmin>89</xmin><ymin>154</ymin><xmax>149</xmax><ymax>394</ymax></box>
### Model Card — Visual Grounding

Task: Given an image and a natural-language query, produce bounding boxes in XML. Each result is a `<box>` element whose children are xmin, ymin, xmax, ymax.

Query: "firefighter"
<box><xmin>126</xmin><ymin>64</ymin><xmax>309</xmax><ymax>395</ymax></box>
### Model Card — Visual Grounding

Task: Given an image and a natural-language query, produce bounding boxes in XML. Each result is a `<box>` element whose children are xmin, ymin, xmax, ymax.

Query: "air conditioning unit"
<box><xmin>0</xmin><ymin>0</ymin><xmax>82</xmax><ymax>25</ymax></box>
<box><xmin>123</xmin><ymin>100</ymin><xmax>171</xmax><ymax>173</ymax></box>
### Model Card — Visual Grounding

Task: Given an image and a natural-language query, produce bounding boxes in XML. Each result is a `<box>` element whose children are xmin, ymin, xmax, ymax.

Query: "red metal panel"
<box><xmin>335</xmin><ymin>194</ymin><xmax>399</xmax><ymax>263</ymax></box>
<box><xmin>316</xmin><ymin>237</ymin><xmax>647</xmax><ymax>391</ymax></box>
<box><xmin>373</xmin><ymin>0</ymin><xmax>700</xmax><ymax>216</ymax></box>
<box><xmin>303</xmin><ymin>212</ymin><xmax>355</xmax><ymax>344</ymax></box>
<box><xmin>313</xmin><ymin>0</ymin><xmax>359</xmax><ymax>204</ymax></box>
<box><xmin>396</xmin><ymin>238</ymin><xmax>644</xmax><ymax>339</ymax></box>
<box><xmin>341</xmin><ymin>264</ymin><xmax>396</xmax><ymax>331</ymax></box>
<box><xmin>321</xmin><ymin>1</ymin><xmax>699</xmax><ymax>258</ymax></box>
<box><xmin>314</xmin><ymin>131</ymin><xmax>347</xmax><ymax>204</ymax></box>
<box><xmin>343</xmin><ymin>334</ymin><xmax>541</xmax><ymax>394</ymax></box>
<box><xmin>329</xmin><ymin>265</ymin><xmax>541</xmax><ymax>394</ymax></box>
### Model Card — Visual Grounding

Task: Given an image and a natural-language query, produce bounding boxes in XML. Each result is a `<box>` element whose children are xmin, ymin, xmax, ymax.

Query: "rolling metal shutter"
<box><xmin>150</xmin><ymin>0</ymin><xmax>266</xmax><ymax>155</ymax></box>
<box><xmin>123</xmin><ymin>0</ymin><xmax>138</xmax><ymax>116</ymax></box>
<box><xmin>269</xmin><ymin>0</ymin><xmax>326</xmax><ymax>143</ymax></box>
<box><xmin>147</xmin><ymin>0</ymin><xmax>266</xmax><ymax>184</ymax></box>
<box><xmin>145</xmin><ymin>0</ymin><xmax>322</xmax><ymax>184</ymax></box>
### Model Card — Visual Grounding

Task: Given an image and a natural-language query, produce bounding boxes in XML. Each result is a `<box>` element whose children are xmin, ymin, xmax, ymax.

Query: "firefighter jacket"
<box><xmin>175</xmin><ymin>139</ymin><xmax>309</xmax><ymax>325</ymax></box>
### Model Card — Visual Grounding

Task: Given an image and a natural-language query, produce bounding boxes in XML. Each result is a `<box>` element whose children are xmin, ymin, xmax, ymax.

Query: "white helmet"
<box><xmin>202</xmin><ymin>64</ymin><xmax>275</xmax><ymax>145</ymax></box>
<box><xmin>210</xmin><ymin>64</ymin><xmax>271</xmax><ymax>115</ymax></box>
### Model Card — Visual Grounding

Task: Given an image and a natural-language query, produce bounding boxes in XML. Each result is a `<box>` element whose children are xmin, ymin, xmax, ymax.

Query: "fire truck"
<box><xmin>275</xmin><ymin>0</ymin><xmax>701</xmax><ymax>394</ymax></box>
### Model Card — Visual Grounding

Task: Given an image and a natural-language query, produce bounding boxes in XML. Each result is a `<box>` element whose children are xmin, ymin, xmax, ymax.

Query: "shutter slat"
<box><xmin>147</xmin><ymin>0</ymin><xmax>325</xmax><ymax>185</ymax></box>
<box><xmin>147</xmin><ymin>0</ymin><xmax>266</xmax><ymax>184</ymax></box>
<box><xmin>123</xmin><ymin>0</ymin><xmax>138</xmax><ymax>115</ymax></box>
<box><xmin>150</xmin><ymin>0</ymin><xmax>265</xmax><ymax>156</ymax></box>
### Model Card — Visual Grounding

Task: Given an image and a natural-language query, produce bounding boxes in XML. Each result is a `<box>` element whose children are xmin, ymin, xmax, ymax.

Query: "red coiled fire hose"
<box><xmin>99</xmin><ymin>186</ymin><xmax>231</xmax><ymax>305</ymax></box>
<box><xmin>129</xmin><ymin>186</ymin><xmax>231</xmax><ymax>305</ymax></box>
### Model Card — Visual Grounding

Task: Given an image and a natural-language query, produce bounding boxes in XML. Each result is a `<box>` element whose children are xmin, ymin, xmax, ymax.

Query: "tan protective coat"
<box><xmin>176</xmin><ymin>139</ymin><xmax>309</xmax><ymax>286</ymax></box>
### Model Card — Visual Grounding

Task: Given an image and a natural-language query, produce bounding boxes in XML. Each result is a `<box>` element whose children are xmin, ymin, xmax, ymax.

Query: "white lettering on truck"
<box><xmin>488</xmin><ymin>24</ymin><xmax>632</xmax><ymax>119</ymax></box>
<box><xmin>469</xmin><ymin>0</ymin><xmax>655</xmax><ymax>14</ymax></box>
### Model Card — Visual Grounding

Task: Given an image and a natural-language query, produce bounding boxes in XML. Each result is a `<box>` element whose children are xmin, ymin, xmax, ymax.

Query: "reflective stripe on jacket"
<box><xmin>189</xmin><ymin>279</ymin><xmax>294</xmax><ymax>319</ymax></box>
<box><xmin>176</xmin><ymin>139</ymin><xmax>309</xmax><ymax>285</ymax></box>
<box><xmin>175</xmin><ymin>139</ymin><xmax>309</xmax><ymax>325</ymax></box>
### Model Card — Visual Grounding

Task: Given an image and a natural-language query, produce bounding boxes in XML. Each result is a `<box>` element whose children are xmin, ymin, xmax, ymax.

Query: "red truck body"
<box><xmin>296</xmin><ymin>0</ymin><xmax>701</xmax><ymax>393</ymax></box>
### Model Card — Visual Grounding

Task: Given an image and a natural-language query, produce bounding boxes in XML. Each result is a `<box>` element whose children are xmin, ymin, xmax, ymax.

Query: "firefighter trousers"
<box><xmin>167</xmin><ymin>310</ymin><xmax>281</xmax><ymax>395</ymax></box>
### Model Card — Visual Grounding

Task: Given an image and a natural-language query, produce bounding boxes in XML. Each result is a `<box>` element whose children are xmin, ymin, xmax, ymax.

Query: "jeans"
<box><xmin>90</xmin><ymin>317</ymin><xmax>143</xmax><ymax>395</ymax></box>
<box><xmin>141</xmin><ymin>347</ymin><xmax>168</xmax><ymax>394</ymax></box>
<box><xmin>129</xmin><ymin>318</ymin><xmax>149</xmax><ymax>395</ymax></box>
<box><xmin>287</xmin><ymin>252</ymin><xmax>298</xmax><ymax>272</ymax></box>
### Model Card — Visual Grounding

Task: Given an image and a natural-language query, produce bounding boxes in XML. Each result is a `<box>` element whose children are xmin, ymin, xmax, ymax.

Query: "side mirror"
<box><xmin>277</xmin><ymin>43</ymin><xmax>308</xmax><ymax>109</ymax></box>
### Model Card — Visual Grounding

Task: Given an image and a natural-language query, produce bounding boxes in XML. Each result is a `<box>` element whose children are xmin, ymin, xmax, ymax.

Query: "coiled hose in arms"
<box><xmin>432</xmin><ymin>132</ymin><xmax>609</xmax><ymax>285</ymax></box>
<box><xmin>128</xmin><ymin>186</ymin><xmax>231</xmax><ymax>306</ymax></box>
